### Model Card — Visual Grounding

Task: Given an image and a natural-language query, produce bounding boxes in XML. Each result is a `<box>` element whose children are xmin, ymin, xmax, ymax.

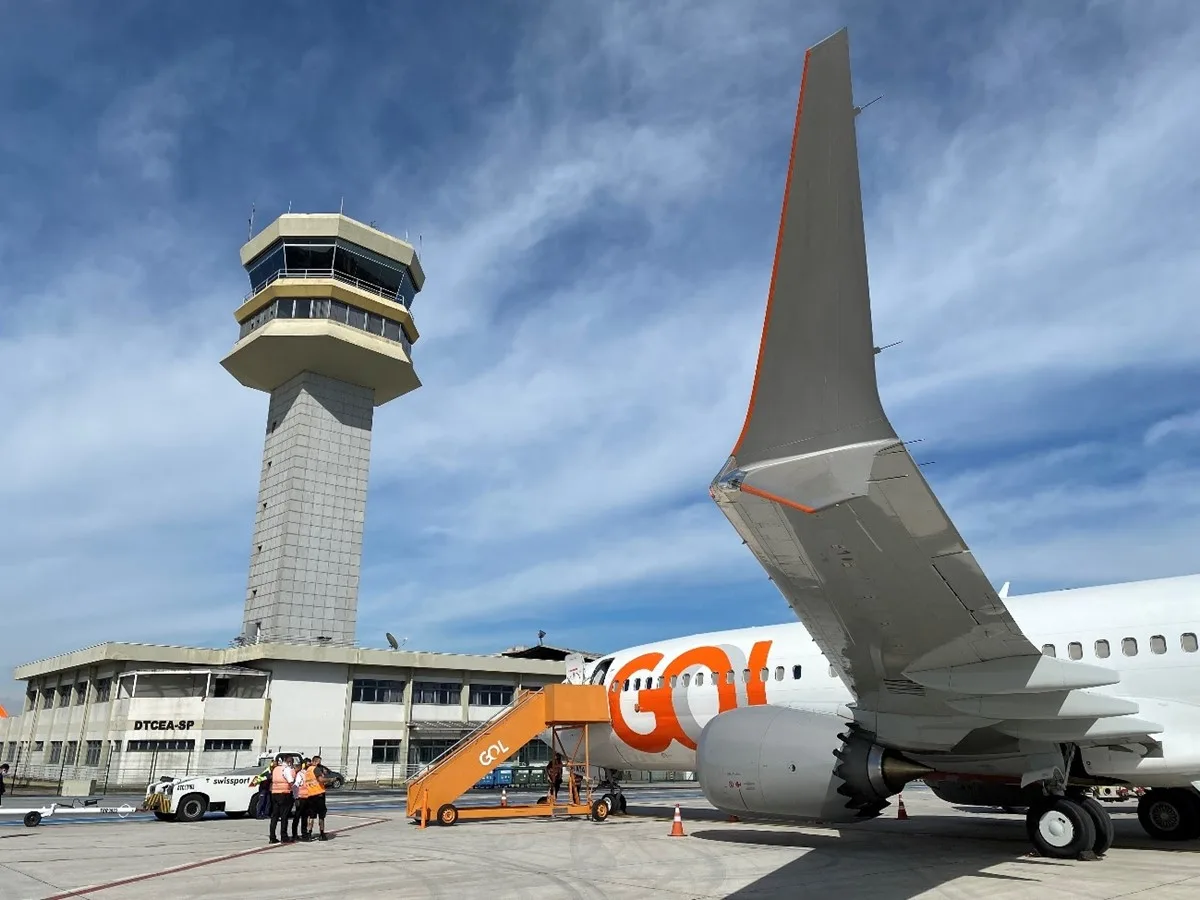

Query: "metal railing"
<box><xmin>408</xmin><ymin>689</ymin><xmax>541</xmax><ymax>786</ymax></box>
<box><xmin>245</xmin><ymin>268</ymin><xmax>408</xmax><ymax>305</ymax></box>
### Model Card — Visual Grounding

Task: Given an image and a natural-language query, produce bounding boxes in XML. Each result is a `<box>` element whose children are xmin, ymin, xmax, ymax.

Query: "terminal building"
<box><xmin>0</xmin><ymin>214</ymin><xmax>599</xmax><ymax>788</ymax></box>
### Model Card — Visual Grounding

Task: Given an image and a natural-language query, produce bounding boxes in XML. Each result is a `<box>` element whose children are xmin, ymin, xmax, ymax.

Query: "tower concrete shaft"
<box><xmin>221</xmin><ymin>213</ymin><xmax>426</xmax><ymax>645</ymax></box>
<box><xmin>243</xmin><ymin>372</ymin><xmax>372</xmax><ymax>645</ymax></box>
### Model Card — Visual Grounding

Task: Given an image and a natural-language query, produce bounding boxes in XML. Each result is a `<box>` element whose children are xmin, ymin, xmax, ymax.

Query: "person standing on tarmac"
<box><xmin>291</xmin><ymin>758</ymin><xmax>311</xmax><ymax>842</ymax></box>
<box><xmin>302</xmin><ymin>755</ymin><xmax>329</xmax><ymax>841</ymax></box>
<box><xmin>268</xmin><ymin>754</ymin><xmax>297</xmax><ymax>844</ymax></box>
<box><xmin>251</xmin><ymin>759</ymin><xmax>274</xmax><ymax>819</ymax></box>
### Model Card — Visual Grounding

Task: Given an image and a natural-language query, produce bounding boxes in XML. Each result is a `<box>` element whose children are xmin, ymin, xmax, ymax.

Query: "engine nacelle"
<box><xmin>696</xmin><ymin>706</ymin><xmax>929</xmax><ymax>821</ymax></box>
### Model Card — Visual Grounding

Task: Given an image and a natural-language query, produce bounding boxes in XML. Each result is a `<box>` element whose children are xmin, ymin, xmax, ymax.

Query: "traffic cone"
<box><xmin>501</xmin><ymin>787</ymin><xmax>508</xmax><ymax>808</ymax></box>
<box><xmin>896</xmin><ymin>795</ymin><xmax>908</xmax><ymax>820</ymax></box>
<box><xmin>669</xmin><ymin>804</ymin><xmax>686</xmax><ymax>837</ymax></box>
<box><xmin>728</xmin><ymin>814</ymin><xmax>740</xmax><ymax>823</ymax></box>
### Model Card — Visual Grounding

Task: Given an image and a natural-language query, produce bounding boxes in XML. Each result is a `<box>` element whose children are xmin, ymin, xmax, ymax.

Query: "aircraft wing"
<box><xmin>710</xmin><ymin>29</ymin><xmax>1156</xmax><ymax>752</ymax></box>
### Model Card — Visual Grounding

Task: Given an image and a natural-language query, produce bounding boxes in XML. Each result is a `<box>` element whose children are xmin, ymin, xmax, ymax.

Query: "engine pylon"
<box><xmin>669</xmin><ymin>804</ymin><xmax>686</xmax><ymax>837</ymax></box>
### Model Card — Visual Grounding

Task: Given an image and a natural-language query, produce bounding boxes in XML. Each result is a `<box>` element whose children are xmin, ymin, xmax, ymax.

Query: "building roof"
<box><xmin>13</xmin><ymin>641</ymin><xmax>567</xmax><ymax>681</ymax></box>
<box><xmin>499</xmin><ymin>644</ymin><xmax>604</xmax><ymax>662</ymax></box>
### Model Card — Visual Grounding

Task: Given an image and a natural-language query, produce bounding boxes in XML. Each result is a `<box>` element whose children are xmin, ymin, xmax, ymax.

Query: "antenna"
<box><xmin>873</xmin><ymin>340</ymin><xmax>902</xmax><ymax>355</ymax></box>
<box><xmin>287</xmin><ymin>200</ymin><xmax>293</xmax><ymax>214</ymax></box>
<box><xmin>537</xmin><ymin>630</ymin><xmax>547</xmax><ymax>645</ymax></box>
<box><xmin>247</xmin><ymin>203</ymin><xmax>255</xmax><ymax>241</ymax></box>
<box><xmin>854</xmin><ymin>95</ymin><xmax>884</xmax><ymax>116</ymax></box>
<box><xmin>385</xmin><ymin>632</ymin><xmax>399</xmax><ymax>650</ymax></box>
<box><xmin>339</xmin><ymin>196</ymin><xmax>344</xmax><ymax>215</ymax></box>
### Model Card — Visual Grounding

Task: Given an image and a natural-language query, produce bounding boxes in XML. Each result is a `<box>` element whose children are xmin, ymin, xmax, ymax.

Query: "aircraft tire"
<box><xmin>1026</xmin><ymin>798</ymin><xmax>1096</xmax><ymax>860</ymax></box>
<box><xmin>1077</xmin><ymin>796</ymin><xmax>1115</xmax><ymax>856</ymax></box>
<box><xmin>1138</xmin><ymin>789</ymin><xmax>1200</xmax><ymax>841</ymax></box>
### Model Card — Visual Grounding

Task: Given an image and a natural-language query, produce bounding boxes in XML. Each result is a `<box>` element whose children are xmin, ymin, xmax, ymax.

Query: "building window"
<box><xmin>33</xmin><ymin>741</ymin><xmax>44</xmax><ymax>753</ymax></box>
<box><xmin>127</xmin><ymin>740</ymin><xmax>195</xmax><ymax>752</ymax></box>
<box><xmin>64</xmin><ymin>741</ymin><xmax>78</xmax><ymax>765</ymax></box>
<box><xmin>352</xmin><ymin>678</ymin><xmax>406</xmax><ymax>704</ymax></box>
<box><xmin>1183</xmin><ymin>633</ymin><xmax>1199</xmax><ymax>653</ymax></box>
<box><xmin>94</xmin><ymin>679</ymin><xmax>111</xmax><ymax>703</ymax></box>
<box><xmin>3</xmin><ymin>743</ymin><xmax>14</xmax><ymax>762</ymax></box>
<box><xmin>372</xmin><ymin>739</ymin><xmax>402</xmax><ymax>764</ymax></box>
<box><xmin>75</xmin><ymin>683</ymin><xmax>88</xmax><ymax>705</ymax></box>
<box><xmin>204</xmin><ymin>739</ymin><xmax>254</xmax><ymax>752</ymax></box>
<box><xmin>85</xmin><ymin>741</ymin><xmax>102</xmax><ymax>766</ymax></box>
<box><xmin>413</xmin><ymin>682</ymin><xmax>459</xmax><ymax>705</ymax></box>
<box><xmin>49</xmin><ymin>742</ymin><xmax>62</xmax><ymax>764</ymax></box>
<box><xmin>1041</xmin><ymin>644</ymin><xmax>1056</xmax><ymax>658</ymax></box>
<box><xmin>1095</xmin><ymin>639</ymin><xmax>1110</xmax><ymax>658</ymax></box>
<box><xmin>407</xmin><ymin>738</ymin><xmax>454</xmax><ymax>766</ymax></box>
<box><xmin>469</xmin><ymin>685</ymin><xmax>514</xmax><ymax>707</ymax></box>
<box><xmin>26</xmin><ymin>689</ymin><xmax>37</xmax><ymax>712</ymax></box>
<box><xmin>1067</xmin><ymin>642</ymin><xmax>1083</xmax><ymax>660</ymax></box>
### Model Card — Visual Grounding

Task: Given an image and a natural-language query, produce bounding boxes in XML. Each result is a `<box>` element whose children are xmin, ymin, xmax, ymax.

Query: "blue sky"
<box><xmin>3</xmin><ymin>0</ymin><xmax>1199</xmax><ymax>708</ymax></box>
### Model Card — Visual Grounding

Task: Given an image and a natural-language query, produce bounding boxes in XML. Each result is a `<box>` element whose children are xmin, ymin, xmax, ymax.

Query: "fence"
<box><xmin>7</xmin><ymin>745</ymin><xmax>694</xmax><ymax>796</ymax></box>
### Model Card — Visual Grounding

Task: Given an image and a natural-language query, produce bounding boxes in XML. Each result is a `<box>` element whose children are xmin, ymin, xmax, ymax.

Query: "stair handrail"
<box><xmin>407</xmin><ymin>687</ymin><xmax>542</xmax><ymax>788</ymax></box>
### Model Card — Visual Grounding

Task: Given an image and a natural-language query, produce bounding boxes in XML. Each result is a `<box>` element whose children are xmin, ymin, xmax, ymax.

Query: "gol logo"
<box><xmin>608</xmin><ymin>640</ymin><xmax>773</xmax><ymax>753</ymax></box>
<box><xmin>479</xmin><ymin>740</ymin><xmax>511</xmax><ymax>767</ymax></box>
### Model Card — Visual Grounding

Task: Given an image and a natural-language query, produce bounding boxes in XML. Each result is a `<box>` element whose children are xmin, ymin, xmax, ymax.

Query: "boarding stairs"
<box><xmin>406</xmin><ymin>683</ymin><xmax>611</xmax><ymax>827</ymax></box>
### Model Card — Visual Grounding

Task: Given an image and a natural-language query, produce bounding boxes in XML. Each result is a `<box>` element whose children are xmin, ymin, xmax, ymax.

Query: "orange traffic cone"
<box><xmin>669</xmin><ymin>804</ymin><xmax>686</xmax><ymax>837</ymax></box>
<box><xmin>501</xmin><ymin>787</ymin><xmax>508</xmax><ymax>808</ymax></box>
<box><xmin>896</xmin><ymin>795</ymin><xmax>908</xmax><ymax>820</ymax></box>
<box><xmin>727</xmin><ymin>814</ymin><xmax>740</xmax><ymax>823</ymax></box>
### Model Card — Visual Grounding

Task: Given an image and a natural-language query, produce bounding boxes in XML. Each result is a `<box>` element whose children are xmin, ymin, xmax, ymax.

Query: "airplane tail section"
<box><xmin>728</xmin><ymin>28</ymin><xmax>893</xmax><ymax>472</ymax></box>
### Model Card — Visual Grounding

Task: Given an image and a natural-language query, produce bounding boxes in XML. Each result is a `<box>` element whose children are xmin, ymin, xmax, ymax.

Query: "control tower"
<box><xmin>221</xmin><ymin>214</ymin><xmax>425</xmax><ymax>646</ymax></box>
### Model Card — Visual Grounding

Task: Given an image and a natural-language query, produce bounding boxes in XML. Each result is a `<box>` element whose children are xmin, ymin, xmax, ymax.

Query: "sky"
<box><xmin>2</xmin><ymin>0</ymin><xmax>1199</xmax><ymax>710</ymax></box>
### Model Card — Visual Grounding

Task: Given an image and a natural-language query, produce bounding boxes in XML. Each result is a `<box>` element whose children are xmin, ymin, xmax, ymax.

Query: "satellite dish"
<box><xmin>386</xmin><ymin>633</ymin><xmax>399</xmax><ymax>650</ymax></box>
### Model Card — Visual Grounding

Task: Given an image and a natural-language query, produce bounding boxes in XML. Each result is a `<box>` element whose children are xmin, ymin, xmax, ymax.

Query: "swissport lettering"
<box><xmin>608</xmin><ymin>640</ymin><xmax>773</xmax><ymax>753</ymax></box>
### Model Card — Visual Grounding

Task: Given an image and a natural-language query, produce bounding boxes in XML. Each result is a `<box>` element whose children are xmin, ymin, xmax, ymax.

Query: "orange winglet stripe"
<box><xmin>731</xmin><ymin>48</ymin><xmax>812</xmax><ymax>458</ymax></box>
<box><xmin>740</xmin><ymin>483</ymin><xmax>817</xmax><ymax>515</ymax></box>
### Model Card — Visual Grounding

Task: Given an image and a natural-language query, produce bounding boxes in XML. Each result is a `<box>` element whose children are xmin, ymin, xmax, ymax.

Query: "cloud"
<box><xmin>1</xmin><ymin>0</ymin><xmax>1199</xmax><ymax>704</ymax></box>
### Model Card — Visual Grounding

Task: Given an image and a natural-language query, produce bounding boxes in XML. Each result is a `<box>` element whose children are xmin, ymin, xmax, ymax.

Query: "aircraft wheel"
<box><xmin>1077</xmin><ymin>796</ymin><xmax>1115</xmax><ymax>856</ymax></box>
<box><xmin>1138</xmin><ymin>789</ymin><xmax>1200</xmax><ymax>841</ymax></box>
<box><xmin>1026</xmin><ymin>797</ymin><xmax>1096</xmax><ymax>859</ymax></box>
<box><xmin>591</xmin><ymin>797</ymin><xmax>610</xmax><ymax>822</ymax></box>
<box><xmin>436</xmin><ymin>803</ymin><xmax>459</xmax><ymax>826</ymax></box>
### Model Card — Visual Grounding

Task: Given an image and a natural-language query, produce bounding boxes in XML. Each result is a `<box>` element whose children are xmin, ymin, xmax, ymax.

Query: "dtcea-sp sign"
<box><xmin>133</xmin><ymin>720</ymin><xmax>196</xmax><ymax>731</ymax></box>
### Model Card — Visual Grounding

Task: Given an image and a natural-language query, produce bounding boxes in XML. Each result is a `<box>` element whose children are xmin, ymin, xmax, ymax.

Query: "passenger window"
<box><xmin>759</xmin><ymin>668</ymin><xmax>769</xmax><ymax>683</ymax></box>
<box><xmin>726</xmin><ymin>670</ymin><xmax>734</xmax><ymax>684</ymax></box>
<box><xmin>1182</xmin><ymin>633</ymin><xmax>1198</xmax><ymax>653</ymax></box>
<box><xmin>1122</xmin><ymin>638</ymin><xmax>1138</xmax><ymax>657</ymax></box>
<box><xmin>1094</xmin><ymin>640</ymin><xmax>1110</xmax><ymax>659</ymax></box>
<box><xmin>792</xmin><ymin>665</ymin><xmax>802</xmax><ymax>680</ymax></box>
<box><xmin>670</xmin><ymin>675</ymin><xmax>678</xmax><ymax>688</ymax></box>
<box><xmin>611</xmin><ymin>681</ymin><xmax>620</xmax><ymax>693</ymax></box>
<box><xmin>634</xmin><ymin>678</ymin><xmax>642</xmax><ymax>690</ymax></box>
<box><xmin>623</xmin><ymin>679</ymin><xmax>630</xmax><ymax>691</ymax></box>
<box><xmin>1067</xmin><ymin>642</ymin><xmax>1082</xmax><ymax>660</ymax></box>
<box><xmin>656</xmin><ymin>676</ymin><xmax>664</xmax><ymax>689</ymax></box>
<box><xmin>742</xmin><ymin>669</ymin><xmax>750</xmax><ymax>684</ymax></box>
<box><xmin>1150</xmin><ymin>635</ymin><xmax>1167</xmax><ymax>655</ymax></box>
<box><xmin>1041</xmin><ymin>644</ymin><xmax>1056</xmax><ymax>658</ymax></box>
<box><xmin>775</xmin><ymin>666</ymin><xmax>784</xmax><ymax>681</ymax></box>
<box><xmin>682</xmin><ymin>673</ymin><xmax>691</xmax><ymax>687</ymax></box>
<box><xmin>695</xmin><ymin>672</ymin><xmax>705</xmax><ymax>686</ymax></box>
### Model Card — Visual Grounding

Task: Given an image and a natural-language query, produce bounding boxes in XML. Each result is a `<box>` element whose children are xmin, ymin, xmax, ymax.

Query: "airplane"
<box><xmin>552</xmin><ymin>28</ymin><xmax>1200</xmax><ymax>861</ymax></box>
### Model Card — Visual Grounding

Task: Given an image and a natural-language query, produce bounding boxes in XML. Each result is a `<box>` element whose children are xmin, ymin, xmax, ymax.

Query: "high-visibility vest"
<box><xmin>304</xmin><ymin>766</ymin><xmax>326</xmax><ymax>797</ymax></box>
<box><xmin>270</xmin><ymin>765</ymin><xmax>292</xmax><ymax>794</ymax></box>
<box><xmin>297</xmin><ymin>767</ymin><xmax>311</xmax><ymax>799</ymax></box>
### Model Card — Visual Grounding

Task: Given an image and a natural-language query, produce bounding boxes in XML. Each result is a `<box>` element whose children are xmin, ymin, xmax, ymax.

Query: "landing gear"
<box><xmin>1137</xmin><ymin>788</ymin><xmax>1200</xmax><ymax>841</ymax></box>
<box><xmin>1025</xmin><ymin>795</ymin><xmax>1113</xmax><ymax>859</ymax></box>
<box><xmin>596</xmin><ymin>769</ymin><xmax>628</xmax><ymax>815</ymax></box>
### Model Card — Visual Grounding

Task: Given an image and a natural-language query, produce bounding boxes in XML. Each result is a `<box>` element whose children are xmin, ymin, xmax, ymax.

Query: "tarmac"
<box><xmin>2</xmin><ymin>784</ymin><xmax>1199</xmax><ymax>899</ymax></box>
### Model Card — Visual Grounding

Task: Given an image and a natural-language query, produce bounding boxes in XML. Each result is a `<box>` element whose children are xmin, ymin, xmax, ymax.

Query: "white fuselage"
<box><xmin>560</xmin><ymin>574</ymin><xmax>1200</xmax><ymax>786</ymax></box>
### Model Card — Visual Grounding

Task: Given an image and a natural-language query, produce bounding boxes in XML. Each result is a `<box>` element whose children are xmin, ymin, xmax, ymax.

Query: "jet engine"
<box><xmin>696</xmin><ymin>706</ymin><xmax>930</xmax><ymax>821</ymax></box>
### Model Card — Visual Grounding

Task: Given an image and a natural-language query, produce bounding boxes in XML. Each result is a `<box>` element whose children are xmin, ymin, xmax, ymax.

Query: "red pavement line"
<box><xmin>42</xmin><ymin>817</ymin><xmax>387</xmax><ymax>900</ymax></box>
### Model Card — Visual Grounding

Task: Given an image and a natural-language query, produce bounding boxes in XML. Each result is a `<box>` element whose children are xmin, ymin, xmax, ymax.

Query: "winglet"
<box><xmin>998</xmin><ymin>582</ymin><xmax>1010</xmax><ymax>600</ymax></box>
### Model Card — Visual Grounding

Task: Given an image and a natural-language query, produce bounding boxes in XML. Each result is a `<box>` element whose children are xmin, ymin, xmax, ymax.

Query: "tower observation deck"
<box><xmin>221</xmin><ymin>214</ymin><xmax>426</xmax><ymax>646</ymax></box>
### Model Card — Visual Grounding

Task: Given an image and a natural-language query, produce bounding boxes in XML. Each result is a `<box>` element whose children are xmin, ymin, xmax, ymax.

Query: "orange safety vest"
<box><xmin>304</xmin><ymin>766</ymin><xmax>326</xmax><ymax>797</ymax></box>
<box><xmin>270</xmin><ymin>765</ymin><xmax>292</xmax><ymax>794</ymax></box>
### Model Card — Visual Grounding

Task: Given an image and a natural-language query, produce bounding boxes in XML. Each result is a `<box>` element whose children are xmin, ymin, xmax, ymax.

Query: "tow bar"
<box><xmin>1</xmin><ymin>799</ymin><xmax>143</xmax><ymax>827</ymax></box>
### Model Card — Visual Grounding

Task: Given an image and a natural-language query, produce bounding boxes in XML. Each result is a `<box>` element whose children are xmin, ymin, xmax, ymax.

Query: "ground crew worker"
<box><xmin>545</xmin><ymin>753</ymin><xmax>564</xmax><ymax>803</ymax></box>
<box><xmin>250</xmin><ymin>759</ymin><xmax>274</xmax><ymax>819</ymax></box>
<box><xmin>268</xmin><ymin>755</ymin><xmax>296</xmax><ymax>844</ymax></box>
<box><xmin>290</xmin><ymin>758</ymin><xmax>310</xmax><ymax>842</ymax></box>
<box><xmin>302</xmin><ymin>754</ymin><xmax>329</xmax><ymax>841</ymax></box>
